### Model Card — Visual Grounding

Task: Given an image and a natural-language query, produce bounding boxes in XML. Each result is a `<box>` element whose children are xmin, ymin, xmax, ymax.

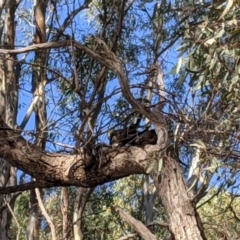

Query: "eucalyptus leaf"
<box><xmin>146</xmin><ymin>162</ymin><xmax>155</xmax><ymax>174</ymax></box>
<box><xmin>158</xmin><ymin>158</ymin><xmax>163</xmax><ymax>173</ymax></box>
<box><xmin>205</xmin><ymin>38</ymin><xmax>216</xmax><ymax>45</ymax></box>
<box><xmin>190</xmin><ymin>139</ymin><xmax>207</xmax><ymax>150</ymax></box>
<box><xmin>176</xmin><ymin>57</ymin><xmax>182</xmax><ymax>74</ymax></box>
<box><xmin>215</xmin><ymin>29</ymin><xmax>225</xmax><ymax>39</ymax></box>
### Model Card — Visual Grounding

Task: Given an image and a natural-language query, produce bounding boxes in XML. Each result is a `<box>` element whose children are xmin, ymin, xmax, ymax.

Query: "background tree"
<box><xmin>0</xmin><ymin>0</ymin><xmax>20</xmax><ymax>239</ymax></box>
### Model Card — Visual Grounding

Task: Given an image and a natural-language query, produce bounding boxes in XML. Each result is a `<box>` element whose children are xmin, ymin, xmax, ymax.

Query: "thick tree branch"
<box><xmin>0</xmin><ymin>39</ymin><xmax>167</xmax><ymax>191</ymax></box>
<box><xmin>0</xmin><ymin>118</ymin><xmax>162</xmax><ymax>190</ymax></box>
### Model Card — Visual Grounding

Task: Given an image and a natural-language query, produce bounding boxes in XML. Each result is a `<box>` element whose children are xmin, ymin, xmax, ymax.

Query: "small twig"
<box><xmin>5</xmin><ymin>199</ymin><xmax>21</xmax><ymax>240</ymax></box>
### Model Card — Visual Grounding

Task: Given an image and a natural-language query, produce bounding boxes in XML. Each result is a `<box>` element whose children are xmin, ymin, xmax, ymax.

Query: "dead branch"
<box><xmin>115</xmin><ymin>207</ymin><xmax>159</xmax><ymax>240</ymax></box>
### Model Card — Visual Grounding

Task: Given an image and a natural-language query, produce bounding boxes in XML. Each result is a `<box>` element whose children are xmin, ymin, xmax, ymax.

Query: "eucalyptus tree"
<box><xmin>1</xmin><ymin>0</ymin><xmax>240</xmax><ymax>239</ymax></box>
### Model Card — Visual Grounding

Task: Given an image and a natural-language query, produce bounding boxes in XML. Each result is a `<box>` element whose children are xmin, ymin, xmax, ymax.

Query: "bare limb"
<box><xmin>0</xmin><ymin>181</ymin><xmax>61</xmax><ymax>194</ymax></box>
<box><xmin>35</xmin><ymin>187</ymin><xmax>56</xmax><ymax>240</ymax></box>
<box><xmin>5</xmin><ymin>199</ymin><xmax>21</xmax><ymax>240</ymax></box>
<box><xmin>115</xmin><ymin>207</ymin><xmax>158</xmax><ymax>240</ymax></box>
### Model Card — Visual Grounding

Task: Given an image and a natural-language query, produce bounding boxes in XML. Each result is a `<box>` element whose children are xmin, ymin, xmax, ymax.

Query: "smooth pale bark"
<box><xmin>116</xmin><ymin>207</ymin><xmax>158</xmax><ymax>240</ymax></box>
<box><xmin>0</xmin><ymin>2</ymin><xmax>18</xmax><ymax>239</ymax></box>
<box><xmin>27</xmin><ymin>0</ymin><xmax>48</xmax><ymax>239</ymax></box>
<box><xmin>27</xmin><ymin>189</ymin><xmax>41</xmax><ymax>240</ymax></box>
<box><xmin>61</xmin><ymin>187</ymin><xmax>69</xmax><ymax>240</ymax></box>
<box><xmin>142</xmin><ymin>175</ymin><xmax>156</xmax><ymax>225</ymax></box>
<box><xmin>73</xmin><ymin>188</ymin><xmax>94</xmax><ymax>240</ymax></box>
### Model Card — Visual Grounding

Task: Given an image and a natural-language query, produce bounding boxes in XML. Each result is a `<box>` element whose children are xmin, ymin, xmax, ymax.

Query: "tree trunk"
<box><xmin>61</xmin><ymin>187</ymin><xmax>69</xmax><ymax>240</ymax></box>
<box><xmin>0</xmin><ymin>3</ymin><xmax>18</xmax><ymax>239</ymax></box>
<box><xmin>27</xmin><ymin>0</ymin><xmax>47</xmax><ymax>239</ymax></box>
<box><xmin>73</xmin><ymin>188</ymin><xmax>94</xmax><ymax>240</ymax></box>
<box><xmin>27</xmin><ymin>189</ymin><xmax>42</xmax><ymax>240</ymax></box>
<box><xmin>142</xmin><ymin>175</ymin><xmax>156</xmax><ymax>225</ymax></box>
<box><xmin>152</xmin><ymin>156</ymin><xmax>207</xmax><ymax>240</ymax></box>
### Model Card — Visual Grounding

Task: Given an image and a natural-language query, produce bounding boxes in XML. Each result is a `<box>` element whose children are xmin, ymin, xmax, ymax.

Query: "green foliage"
<box><xmin>198</xmin><ymin>189</ymin><xmax>240</xmax><ymax>239</ymax></box>
<box><xmin>11</xmin><ymin>192</ymin><xmax>29</xmax><ymax>239</ymax></box>
<box><xmin>81</xmin><ymin>176</ymin><xmax>168</xmax><ymax>239</ymax></box>
<box><xmin>169</xmin><ymin>1</ymin><xmax>240</xmax><ymax>192</ymax></box>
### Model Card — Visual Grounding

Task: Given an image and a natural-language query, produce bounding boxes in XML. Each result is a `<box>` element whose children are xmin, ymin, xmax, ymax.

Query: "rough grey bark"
<box><xmin>0</xmin><ymin>124</ymin><xmax>158</xmax><ymax>187</ymax></box>
<box><xmin>152</xmin><ymin>155</ymin><xmax>207</xmax><ymax>240</ymax></box>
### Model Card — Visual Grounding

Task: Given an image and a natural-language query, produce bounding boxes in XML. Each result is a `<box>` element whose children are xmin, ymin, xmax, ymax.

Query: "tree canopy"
<box><xmin>0</xmin><ymin>0</ymin><xmax>240</xmax><ymax>239</ymax></box>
